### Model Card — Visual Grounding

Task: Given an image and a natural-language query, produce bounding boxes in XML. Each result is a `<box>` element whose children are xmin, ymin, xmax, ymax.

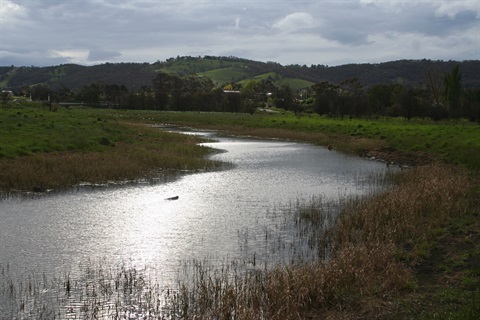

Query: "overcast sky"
<box><xmin>1</xmin><ymin>0</ymin><xmax>479</xmax><ymax>67</ymax></box>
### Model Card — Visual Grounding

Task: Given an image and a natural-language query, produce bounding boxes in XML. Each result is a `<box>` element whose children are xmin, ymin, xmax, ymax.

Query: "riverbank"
<box><xmin>0</xmin><ymin>107</ymin><xmax>222</xmax><ymax>194</ymax></box>
<box><xmin>167</xmin><ymin>163</ymin><xmax>479</xmax><ymax>319</ymax></box>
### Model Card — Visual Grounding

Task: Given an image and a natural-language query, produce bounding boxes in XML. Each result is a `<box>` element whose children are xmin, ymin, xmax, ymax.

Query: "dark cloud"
<box><xmin>0</xmin><ymin>53</ymin><xmax>71</xmax><ymax>67</ymax></box>
<box><xmin>1</xmin><ymin>0</ymin><xmax>478</xmax><ymax>67</ymax></box>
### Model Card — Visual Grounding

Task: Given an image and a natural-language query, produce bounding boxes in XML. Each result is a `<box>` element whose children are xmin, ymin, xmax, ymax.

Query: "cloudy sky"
<box><xmin>0</xmin><ymin>0</ymin><xmax>478</xmax><ymax>67</ymax></box>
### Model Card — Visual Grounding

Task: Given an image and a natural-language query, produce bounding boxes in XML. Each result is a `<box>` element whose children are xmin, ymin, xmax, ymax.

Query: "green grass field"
<box><xmin>0</xmin><ymin>106</ymin><xmax>128</xmax><ymax>158</ymax></box>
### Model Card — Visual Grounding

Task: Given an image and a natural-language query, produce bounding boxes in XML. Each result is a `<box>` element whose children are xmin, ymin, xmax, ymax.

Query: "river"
<box><xmin>0</xmin><ymin>129</ymin><xmax>390</xmax><ymax>317</ymax></box>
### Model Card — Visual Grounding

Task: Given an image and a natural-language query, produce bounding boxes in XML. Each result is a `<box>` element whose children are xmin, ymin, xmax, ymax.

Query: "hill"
<box><xmin>1</xmin><ymin>56</ymin><xmax>479</xmax><ymax>93</ymax></box>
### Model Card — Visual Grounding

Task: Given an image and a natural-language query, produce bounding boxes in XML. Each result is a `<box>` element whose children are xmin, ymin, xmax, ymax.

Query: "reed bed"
<box><xmin>332</xmin><ymin>164</ymin><xmax>470</xmax><ymax>250</ymax></box>
<box><xmin>168</xmin><ymin>164</ymin><xmax>472</xmax><ymax>319</ymax></box>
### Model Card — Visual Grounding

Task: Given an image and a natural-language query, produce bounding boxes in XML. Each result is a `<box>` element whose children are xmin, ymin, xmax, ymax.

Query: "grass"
<box><xmin>0</xmin><ymin>108</ymin><xmax>122</xmax><ymax>158</ymax></box>
<box><xmin>0</xmin><ymin>261</ymin><xmax>174</xmax><ymax>319</ymax></box>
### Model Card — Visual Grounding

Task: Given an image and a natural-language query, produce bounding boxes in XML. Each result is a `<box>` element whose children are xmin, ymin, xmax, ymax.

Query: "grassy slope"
<box><xmin>199</xmin><ymin>67</ymin><xmax>250</xmax><ymax>85</ymax></box>
<box><xmin>160</xmin><ymin>58</ymin><xmax>228</xmax><ymax>73</ymax></box>
<box><xmin>236</xmin><ymin>72</ymin><xmax>315</xmax><ymax>90</ymax></box>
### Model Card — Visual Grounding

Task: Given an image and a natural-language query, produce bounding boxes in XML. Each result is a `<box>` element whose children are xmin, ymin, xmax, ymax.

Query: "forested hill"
<box><xmin>1</xmin><ymin>56</ymin><xmax>479</xmax><ymax>92</ymax></box>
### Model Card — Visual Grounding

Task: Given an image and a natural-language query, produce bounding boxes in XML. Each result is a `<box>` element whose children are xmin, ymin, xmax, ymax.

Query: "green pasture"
<box><xmin>199</xmin><ymin>67</ymin><xmax>250</xmax><ymax>85</ymax></box>
<box><xmin>161</xmin><ymin>58</ymin><xmax>246</xmax><ymax>79</ymax></box>
<box><xmin>0</xmin><ymin>106</ymin><xmax>130</xmax><ymax>158</ymax></box>
<box><xmin>246</xmin><ymin>72</ymin><xmax>314</xmax><ymax>90</ymax></box>
<box><xmin>235</xmin><ymin>71</ymin><xmax>314</xmax><ymax>90</ymax></box>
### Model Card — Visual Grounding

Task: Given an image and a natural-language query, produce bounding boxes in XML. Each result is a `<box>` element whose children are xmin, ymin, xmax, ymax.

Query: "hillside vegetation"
<box><xmin>2</xmin><ymin>56</ymin><xmax>480</xmax><ymax>92</ymax></box>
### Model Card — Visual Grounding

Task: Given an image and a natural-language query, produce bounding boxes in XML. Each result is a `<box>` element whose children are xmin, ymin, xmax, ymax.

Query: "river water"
<box><xmin>0</xmin><ymin>130</ymin><xmax>389</xmax><ymax>300</ymax></box>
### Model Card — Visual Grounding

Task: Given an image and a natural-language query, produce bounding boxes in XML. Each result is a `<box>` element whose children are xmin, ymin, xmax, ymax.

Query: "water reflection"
<box><xmin>0</xmin><ymin>131</ymin><xmax>389</xmax><ymax>287</ymax></box>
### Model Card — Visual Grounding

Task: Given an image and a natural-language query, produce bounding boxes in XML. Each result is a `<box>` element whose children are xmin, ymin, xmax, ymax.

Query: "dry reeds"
<box><xmin>169</xmin><ymin>164</ymin><xmax>472</xmax><ymax>319</ymax></box>
<box><xmin>333</xmin><ymin>163</ymin><xmax>470</xmax><ymax>248</ymax></box>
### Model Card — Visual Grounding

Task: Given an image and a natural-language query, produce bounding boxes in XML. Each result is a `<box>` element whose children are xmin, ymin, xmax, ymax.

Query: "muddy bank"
<box><xmin>366</xmin><ymin>147</ymin><xmax>437</xmax><ymax>168</ymax></box>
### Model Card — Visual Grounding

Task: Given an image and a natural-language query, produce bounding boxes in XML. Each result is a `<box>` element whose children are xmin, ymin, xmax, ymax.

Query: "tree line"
<box><xmin>5</xmin><ymin>64</ymin><xmax>480</xmax><ymax>122</ymax></box>
<box><xmin>310</xmin><ymin>64</ymin><xmax>477</xmax><ymax>121</ymax></box>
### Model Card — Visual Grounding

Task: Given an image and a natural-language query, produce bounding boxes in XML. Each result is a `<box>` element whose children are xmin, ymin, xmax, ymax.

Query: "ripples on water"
<box><xmin>0</xmin><ymin>130</ymin><xmax>393</xmax><ymax>318</ymax></box>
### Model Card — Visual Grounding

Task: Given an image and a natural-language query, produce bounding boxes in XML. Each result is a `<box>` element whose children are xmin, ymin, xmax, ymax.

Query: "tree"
<box><xmin>241</xmin><ymin>80</ymin><xmax>257</xmax><ymax>97</ymax></box>
<box><xmin>444</xmin><ymin>64</ymin><xmax>462</xmax><ymax>118</ymax></box>
<box><xmin>104</xmin><ymin>84</ymin><xmax>128</xmax><ymax>107</ymax></box>
<box><xmin>367</xmin><ymin>83</ymin><xmax>396</xmax><ymax>115</ymax></box>
<box><xmin>339</xmin><ymin>77</ymin><xmax>366</xmax><ymax>117</ymax></box>
<box><xmin>311</xmin><ymin>81</ymin><xmax>339</xmax><ymax>115</ymax></box>
<box><xmin>423</xmin><ymin>66</ymin><xmax>444</xmax><ymax>108</ymax></box>
<box><xmin>31</xmin><ymin>84</ymin><xmax>53</xmax><ymax>101</ymax></box>
<box><xmin>76</xmin><ymin>83</ymin><xmax>101</xmax><ymax>106</ymax></box>
<box><xmin>276</xmin><ymin>84</ymin><xmax>296</xmax><ymax>112</ymax></box>
<box><xmin>399</xmin><ymin>87</ymin><xmax>419</xmax><ymax>120</ymax></box>
<box><xmin>153</xmin><ymin>72</ymin><xmax>178</xmax><ymax>110</ymax></box>
<box><xmin>460</xmin><ymin>88</ymin><xmax>480</xmax><ymax>122</ymax></box>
